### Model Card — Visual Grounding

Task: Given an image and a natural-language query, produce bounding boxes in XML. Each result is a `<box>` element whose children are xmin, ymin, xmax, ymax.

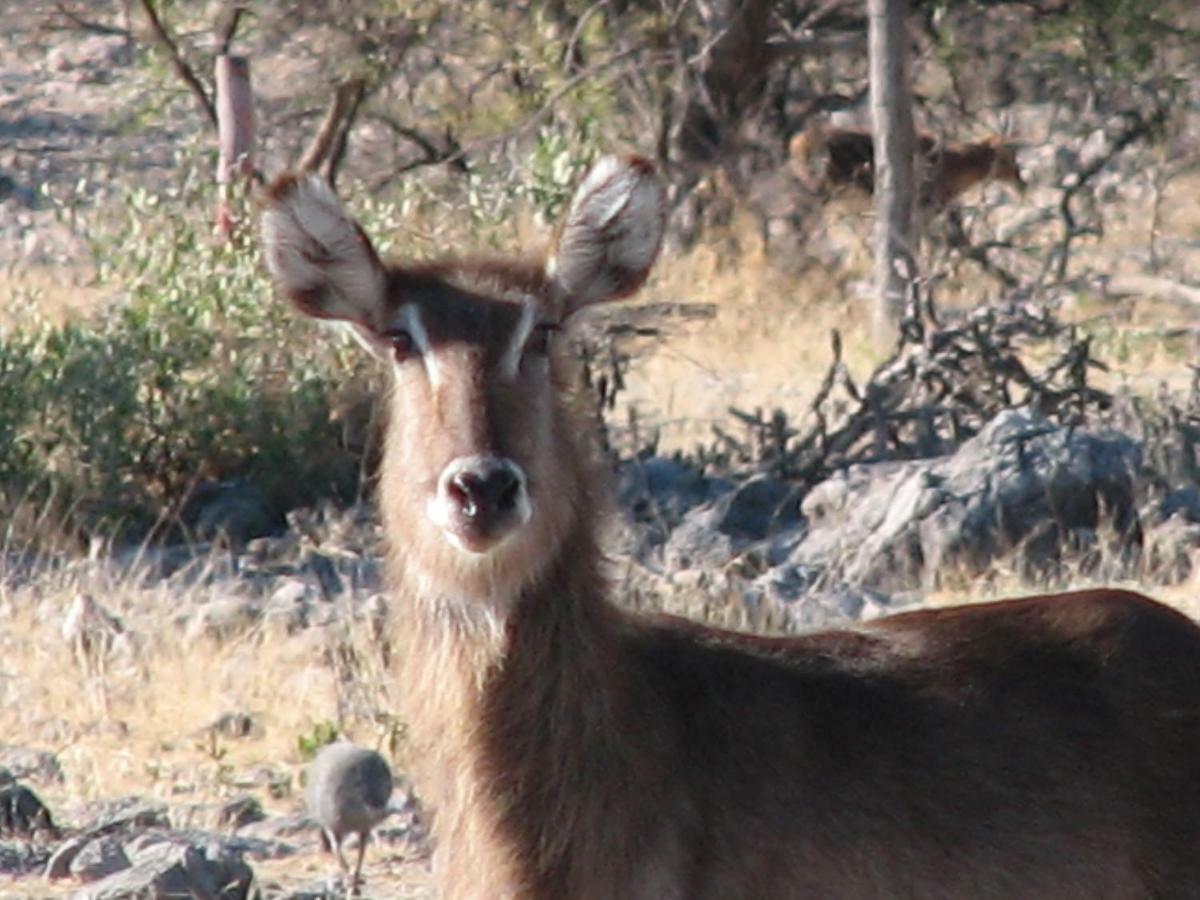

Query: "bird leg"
<box><xmin>327</xmin><ymin>829</ymin><xmax>353</xmax><ymax>889</ymax></box>
<box><xmin>349</xmin><ymin>830</ymin><xmax>369</xmax><ymax>896</ymax></box>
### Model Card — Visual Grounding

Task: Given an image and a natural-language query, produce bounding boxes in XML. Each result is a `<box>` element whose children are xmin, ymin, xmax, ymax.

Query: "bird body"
<box><xmin>306</xmin><ymin>741</ymin><xmax>393</xmax><ymax>894</ymax></box>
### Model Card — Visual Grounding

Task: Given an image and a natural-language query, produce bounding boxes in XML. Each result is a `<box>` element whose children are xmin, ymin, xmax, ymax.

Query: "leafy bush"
<box><xmin>1</xmin><ymin>168</ymin><xmax>382</xmax><ymax>543</ymax></box>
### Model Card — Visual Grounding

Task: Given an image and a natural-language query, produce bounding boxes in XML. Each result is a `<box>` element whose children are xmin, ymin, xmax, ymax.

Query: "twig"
<box><xmin>51</xmin><ymin>2</ymin><xmax>130</xmax><ymax>37</ymax></box>
<box><xmin>136</xmin><ymin>0</ymin><xmax>217</xmax><ymax>129</ymax></box>
<box><xmin>1047</xmin><ymin>106</ymin><xmax>1165</xmax><ymax>283</ymax></box>
<box><xmin>214</xmin><ymin>5</ymin><xmax>248</xmax><ymax>56</ymax></box>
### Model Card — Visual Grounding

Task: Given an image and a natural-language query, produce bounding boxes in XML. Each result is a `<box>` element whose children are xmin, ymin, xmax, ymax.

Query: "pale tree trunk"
<box><xmin>868</xmin><ymin>0</ymin><xmax>917</xmax><ymax>345</ymax></box>
<box><xmin>214</xmin><ymin>54</ymin><xmax>255</xmax><ymax>240</ymax></box>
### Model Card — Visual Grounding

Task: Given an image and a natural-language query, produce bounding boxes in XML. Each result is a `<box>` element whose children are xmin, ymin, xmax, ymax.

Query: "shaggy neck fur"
<box><xmin>383</xmin><ymin>389</ymin><xmax>636</xmax><ymax>897</ymax></box>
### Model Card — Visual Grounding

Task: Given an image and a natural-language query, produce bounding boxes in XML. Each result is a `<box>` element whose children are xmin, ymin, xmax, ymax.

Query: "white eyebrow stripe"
<box><xmin>501</xmin><ymin>298</ymin><xmax>537</xmax><ymax>380</ymax></box>
<box><xmin>401</xmin><ymin>302</ymin><xmax>441</xmax><ymax>386</ymax></box>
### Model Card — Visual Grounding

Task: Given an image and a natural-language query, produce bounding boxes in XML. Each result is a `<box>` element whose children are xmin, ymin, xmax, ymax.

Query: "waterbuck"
<box><xmin>789</xmin><ymin>126</ymin><xmax>1026</xmax><ymax>208</ymax></box>
<box><xmin>262</xmin><ymin>155</ymin><xmax>1200</xmax><ymax>899</ymax></box>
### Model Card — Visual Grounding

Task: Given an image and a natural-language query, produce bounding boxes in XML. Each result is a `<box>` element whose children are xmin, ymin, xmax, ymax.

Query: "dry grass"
<box><xmin>0</xmin><ymin>556</ymin><xmax>427</xmax><ymax>896</ymax></box>
<box><xmin>612</xmin><ymin>213</ymin><xmax>880</xmax><ymax>454</ymax></box>
<box><xmin>607</xmin><ymin>169</ymin><xmax>1200</xmax><ymax>458</ymax></box>
<box><xmin>0</xmin><ymin>265</ymin><xmax>107</xmax><ymax>329</ymax></box>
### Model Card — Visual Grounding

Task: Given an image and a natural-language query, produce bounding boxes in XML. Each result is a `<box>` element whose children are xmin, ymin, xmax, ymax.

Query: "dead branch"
<box><xmin>214</xmin><ymin>5</ymin><xmax>248</xmax><ymax>56</ymax></box>
<box><xmin>51</xmin><ymin>2</ymin><xmax>131</xmax><ymax>37</ymax></box>
<box><xmin>366</xmin><ymin>45</ymin><xmax>671</xmax><ymax>190</ymax></box>
<box><xmin>366</xmin><ymin>115</ymin><xmax>470</xmax><ymax>180</ymax></box>
<box><xmin>699</xmin><ymin>288</ymin><xmax>1117</xmax><ymax>484</ymax></box>
<box><xmin>136</xmin><ymin>0</ymin><xmax>217</xmax><ymax>130</ymax></box>
<box><xmin>1046</xmin><ymin>106</ymin><xmax>1166</xmax><ymax>283</ymax></box>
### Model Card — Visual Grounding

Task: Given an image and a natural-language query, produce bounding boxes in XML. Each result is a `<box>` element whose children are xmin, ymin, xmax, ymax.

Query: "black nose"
<box><xmin>447</xmin><ymin>460</ymin><xmax>521</xmax><ymax>520</ymax></box>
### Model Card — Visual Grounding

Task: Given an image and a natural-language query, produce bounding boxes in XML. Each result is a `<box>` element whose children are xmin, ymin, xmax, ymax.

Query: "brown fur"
<box><xmin>262</xmin><ymin>162</ymin><xmax>1200</xmax><ymax>899</ymax></box>
<box><xmin>790</xmin><ymin>125</ymin><xmax>1025</xmax><ymax>208</ymax></box>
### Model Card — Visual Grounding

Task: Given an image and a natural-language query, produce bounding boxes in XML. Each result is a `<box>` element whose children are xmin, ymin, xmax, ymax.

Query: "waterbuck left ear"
<box><xmin>260</xmin><ymin>173</ymin><xmax>387</xmax><ymax>330</ymax></box>
<box><xmin>547</xmin><ymin>156</ymin><xmax>666</xmax><ymax>319</ymax></box>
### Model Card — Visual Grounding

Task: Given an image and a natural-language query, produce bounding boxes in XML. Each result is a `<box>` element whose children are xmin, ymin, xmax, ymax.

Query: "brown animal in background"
<box><xmin>790</xmin><ymin>125</ymin><xmax>1025</xmax><ymax>208</ymax></box>
<box><xmin>262</xmin><ymin>156</ymin><xmax>1200</xmax><ymax>899</ymax></box>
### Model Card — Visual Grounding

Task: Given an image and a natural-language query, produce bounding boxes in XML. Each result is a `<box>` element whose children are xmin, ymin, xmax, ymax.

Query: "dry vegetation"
<box><xmin>2</xmin><ymin>0</ymin><xmax>1200</xmax><ymax>895</ymax></box>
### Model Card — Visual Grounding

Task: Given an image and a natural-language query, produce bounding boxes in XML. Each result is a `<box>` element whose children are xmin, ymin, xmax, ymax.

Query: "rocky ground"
<box><xmin>3</xmin><ymin>399</ymin><xmax>1200</xmax><ymax>897</ymax></box>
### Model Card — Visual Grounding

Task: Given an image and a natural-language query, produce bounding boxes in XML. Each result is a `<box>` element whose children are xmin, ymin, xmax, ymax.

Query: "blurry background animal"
<box><xmin>790</xmin><ymin>124</ymin><xmax>1025</xmax><ymax>208</ymax></box>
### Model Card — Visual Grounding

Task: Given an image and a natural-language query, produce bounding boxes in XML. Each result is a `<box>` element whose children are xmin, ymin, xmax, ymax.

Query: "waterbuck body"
<box><xmin>261</xmin><ymin>156</ymin><xmax>1200</xmax><ymax>899</ymax></box>
<box><xmin>789</xmin><ymin>126</ymin><xmax>1026</xmax><ymax>208</ymax></box>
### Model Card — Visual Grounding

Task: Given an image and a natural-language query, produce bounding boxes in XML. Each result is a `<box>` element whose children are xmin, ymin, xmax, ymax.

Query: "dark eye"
<box><xmin>525</xmin><ymin>323</ymin><xmax>559</xmax><ymax>358</ymax></box>
<box><xmin>382</xmin><ymin>328</ymin><xmax>417</xmax><ymax>362</ymax></box>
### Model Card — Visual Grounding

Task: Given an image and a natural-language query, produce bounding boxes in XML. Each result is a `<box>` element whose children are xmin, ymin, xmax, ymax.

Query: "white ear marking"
<box><xmin>501</xmin><ymin>299</ymin><xmax>537</xmax><ymax>380</ymax></box>
<box><xmin>399</xmin><ymin>303</ymin><xmax>441</xmax><ymax>386</ymax></box>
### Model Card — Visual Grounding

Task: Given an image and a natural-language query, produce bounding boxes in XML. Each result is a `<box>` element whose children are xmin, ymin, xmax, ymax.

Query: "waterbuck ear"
<box><xmin>547</xmin><ymin>155</ymin><xmax>666</xmax><ymax>319</ymax></box>
<box><xmin>260</xmin><ymin>173</ymin><xmax>386</xmax><ymax>329</ymax></box>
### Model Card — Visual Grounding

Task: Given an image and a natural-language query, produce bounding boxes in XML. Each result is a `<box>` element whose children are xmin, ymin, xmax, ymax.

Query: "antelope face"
<box><xmin>261</xmin><ymin>158</ymin><xmax>666</xmax><ymax>599</ymax></box>
<box><xmin>379</xmin><ymin>277</ymin><xmax>560</xmax><ymax>561</ymax></box>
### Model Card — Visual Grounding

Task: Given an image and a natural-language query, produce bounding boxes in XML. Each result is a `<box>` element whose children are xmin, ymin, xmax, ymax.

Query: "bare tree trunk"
<box><xmin>868</xmin><ymin>0</ymin><xmax>917</xmax><ymax>345</ymax></box>
<box><xmin>214</xmin><ymin>54</ymin><xmax>255</xmax><ymax>240</ymax></box>
<box><xmin>674</xmin><ymin>0</ymin><xmax>773</xmax><ymax>168</ymax></box>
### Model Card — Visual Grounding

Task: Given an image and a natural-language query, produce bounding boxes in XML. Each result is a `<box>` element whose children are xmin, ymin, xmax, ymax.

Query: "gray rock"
<box><xmin>0</xmin><ymin>840</ymin><xmax>50</xmax><ymax>876</ymax></box>
<box><xmin>0</xmin><ymin>780</ymin><xmax>57</xmax><ymax>838</ymax></box>
<box><xmin>240</xmin><ymin>811</ymin><xmax>316</xmax><ymax>845</ymax></box>
<box><xmin>75</xmin><ymin>840</ymin><xmax>254</xmax><ymax>900</ymax></box>
<box><xmin>663</xmin><ymin>476</ymin><xmax>802</xmax><ymax>571</ymax></box>
<box><xmin>188</xmin><ymin>479</ymin><xmax>284</xmax><ymax>545</ymax></box>
<box><xmin>791</xmin><ymin>407</ymin><xmax>1141</xmax><ymax>592</ymax></box>
<box><xmin>245</xmin><ymin>534</ymin><xmax>301</xmax><ymax>566</ymax></box>
<box><xmin>0</xmin><ymin>745</ymin><xmax>63</xmax><ymax>784</ymax></box>
<box><xmin>1150</xmin><ymin>486</ymin><xmax>1200</xmax><ymax>526</ymax></box>
<box><xmin>305</xmin><ymin>550</ymin><xmax>344</xmax><ymax>600</ymax></box>
<box><xmin>45</xmin><ymin>833</ymin><xmax>89</xmax><ymax>880</ymax></box>
<box><xmin>1143</xmin><ymin>515</ymin><xmax>1200</xmax><ymax>584</ymax></box>
<box><xmin>186</xmin><ymin>597</ymin><xmax>262</xmax><ymax>643</ymax></box>
<box><xmin>169</xmin><ymin>796</ymin><xmax>266</xmax><ymax>834</ymax></box>
<box><xmin>82</xmin><ymin>796</ymin><xmax>170</xmax><ymax>833</ymax></box>
<box><xmin>129</xmin><ymin>828</ymin><xmax>295</xmax><ymax>863</ymax></box>
<box><xmin>745</xmin><ymin>564</ymin><xmax>894</xmax><ymax>629</ymax></box>
<box><xmin>44</xmin><ymin>35</ymin><xmax>130</xmax><ymax>75</ymax></box>
<box><xmin>202</xmin><ymin>712</ymin><xmax>260</xmax><ymax>741</ymax></box>
<box><xmin>69</xmin><ymin>835</ymin><xmax>131</xmax><ymax>882</ymax></box>
<box><xmin>617</xmin><ymin>457</ymin><xmax>734</xmax><ymax>552</ymax></box>
<box><xmin>220</xmin><ymin>796</ymin><xmax>266</xmax><ymax>832</ymax></box>
<box><xmin>264</xmin><ymin>578</ymin><xmax>318</xmax><ymax>634</ymax></box>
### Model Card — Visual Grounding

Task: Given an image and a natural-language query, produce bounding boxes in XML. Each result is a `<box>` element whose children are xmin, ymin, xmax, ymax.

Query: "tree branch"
<box><xmin>51</xmin><ymin>2</ymin><xmax>130</xmax><ymax>37</ymax></box>
<box><xmin>136</xmin><ymin>0</ymin><xmax>217</xmax><ymax>130</ymax></box>
<box><xmin>214</xmin><ymin>5</ymin><xmax>248</xmax><ymax>56</ymax></box>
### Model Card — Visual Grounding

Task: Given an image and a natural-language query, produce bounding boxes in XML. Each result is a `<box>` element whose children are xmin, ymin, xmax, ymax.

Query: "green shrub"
<box><xmin>1</xmin><ymin>170</ymin><xmax>381</xmax><ymax>544</ymax></box>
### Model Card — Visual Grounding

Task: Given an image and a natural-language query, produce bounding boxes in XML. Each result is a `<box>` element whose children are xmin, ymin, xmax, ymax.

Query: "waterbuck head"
<box><xmin>980</xmin><ymin>134</ymin><xmax>1026</xmax><ymax>193</ymax></box>
<box><xmin>261</xmin><ymin>157</ymin><xmax>666</xmax><ymax>607</ymax></box>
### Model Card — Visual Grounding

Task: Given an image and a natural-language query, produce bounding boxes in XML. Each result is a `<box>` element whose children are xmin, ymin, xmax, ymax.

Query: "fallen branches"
<box><xmin>702</xmin><ymin>290</ymin><xmax>1113</xmax><ymax>485</ymax></box>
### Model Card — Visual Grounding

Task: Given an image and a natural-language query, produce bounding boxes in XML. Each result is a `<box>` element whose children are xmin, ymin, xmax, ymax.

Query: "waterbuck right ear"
<box><xmin>547</xmin><ymin>155</ymin><xmax>666</xmax><ymax>319</ymax></box>
<box><xmin>260</xmin><ymin>173</ymin><xmax>387</xmax><ymax>329</ymax></box>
